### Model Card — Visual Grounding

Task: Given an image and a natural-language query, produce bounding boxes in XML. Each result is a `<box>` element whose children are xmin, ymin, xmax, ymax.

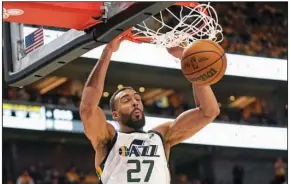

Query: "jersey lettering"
<box><xmin>119</xmin><ymin>139</ymin><xmax>160</xmax><ymax>157</ymax></box>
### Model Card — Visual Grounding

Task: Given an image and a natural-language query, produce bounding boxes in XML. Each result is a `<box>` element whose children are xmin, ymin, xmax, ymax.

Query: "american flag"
<box><xmin>25</xmin><ymin>27</ymin><xmax>44</xmax><ymax>54</ymax></box>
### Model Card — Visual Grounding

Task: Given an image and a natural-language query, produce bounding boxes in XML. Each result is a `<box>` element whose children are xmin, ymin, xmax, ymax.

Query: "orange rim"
<box><xmin>174</xmin><ymin>2</ymin><xmax>199</xmax><ymax>7</ymax></box>
<box><xmin>124</xmin><ymin>2</ymin><xmax>209</xmax><ymax>44</ymax></box>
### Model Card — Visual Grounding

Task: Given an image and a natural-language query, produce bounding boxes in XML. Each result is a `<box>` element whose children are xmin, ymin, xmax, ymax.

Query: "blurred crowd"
<box><xmin>4</xmin><ymin>158</ymin><xmax>286</xmax><ymax>184</ymax></box>
<box><xmin>28</xmin><ymin>2</ymin><xmax>287</xmax><ymax>59</ymax></box>
<box><xmin>3</xmin><ymin>87</ymin><xmax>81</xmax><ymax>108</ymax></box>
<box><xmin>215</xmin><ymin>2</ymin><xmax>287</xmax><ymax>59</ymax></box>
<box><xmin>5</xmin><ymin>164</ymin><xmax>199</xmax><ymax>184</ymax></box>
<box><xmin>216</xmin><ymin>106</ymin><xmax>285</xmax><ymax>127</ymax></box>
<box><xmin>5</xmin><ymin>165</ymin><xmax>99</xmax><ymax>184</ymax></box>
<box><xmin>3</xmin><ymin>87</ymin><xmax>287</xmax><ymax>127</ymax></box>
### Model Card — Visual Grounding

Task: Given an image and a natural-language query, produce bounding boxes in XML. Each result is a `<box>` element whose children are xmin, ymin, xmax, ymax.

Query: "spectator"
<box><xmin>192</xmin><ymin>179</ymin><xmax>201</xmax><ymax>184</ymax></box>
<box><xmin>28</xmin><ymin>165</ymin><xmax>42</xmax><ymax>184</ymax></box>
<box><xmin>6</xmin><ymin>179</ymin><xmax>14</xmax><ymax>184</ymax></box>
<box><xmin>275</xmin><ymin>158</ymin><xmax>286</xmax><ymax>184</ymax></box>
<box><xmin>66</xmin><ymin>166</ymin><xmax>80</xmax><ymax>184</ymax></box>
<box><xmin>59</xmin><ymin>96</ymin><xmax>68</xmax><ymax>106</ymax></box>
<box><xmin>17</xmin><ymin>89</ymin><xmax>30</xmax><ymax>101</ymax></box>
<box><xmin>84</xmin><ymin>171</ymin><xmax>99</xmax><ymax>184</ymax></box>
<box><xmin>232</xmin><ymin>164</ymin><xmax>244</xmax><ymax>184</ymax></box>
<box><xmin>177</xmin><ymin>174</ymin><xmax>190</xmax><ymax>184</ymax></box>
<box><xmin>17</xmin><ymin>170</ymin><xmax>34</xmax><ymax>184</ymax></box>
<box><xmin>8</xmin><ymin>88</ymin><xmax>18</xmax><ymax>100</ymax></box>
<box><xmin>43</xmin><ymin>167</ymin><xmax>53</xmax><ymax>183</ymax></box>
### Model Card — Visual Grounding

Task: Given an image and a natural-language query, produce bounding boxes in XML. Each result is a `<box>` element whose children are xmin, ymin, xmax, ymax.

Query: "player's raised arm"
<box><xmin>165</xmin><ymin>85</ymin><xmax>220</xmax><ymax>146</ymax></box>
<box><xmin>80</xmin><ymin>36</ymin><xmax>123</xmax><ymax>149</ymax></box>
<box><xmin>154</xmin><ymin>46</ymin><xmax>220</xmax><ymax>147</ymax></box>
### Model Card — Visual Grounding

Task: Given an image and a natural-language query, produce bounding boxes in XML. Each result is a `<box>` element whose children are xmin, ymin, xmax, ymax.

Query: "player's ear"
<box><xmin>112</xmin><ymin>111</ymin><xmax>118</xmax><ymax>120</ymax></box>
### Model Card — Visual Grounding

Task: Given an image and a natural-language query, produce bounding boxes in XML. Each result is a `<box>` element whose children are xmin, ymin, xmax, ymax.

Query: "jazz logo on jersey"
<box><xmin>119</xmin><ymin>139</ymin><xmax>160</xmax><ymax>157</ymax></box>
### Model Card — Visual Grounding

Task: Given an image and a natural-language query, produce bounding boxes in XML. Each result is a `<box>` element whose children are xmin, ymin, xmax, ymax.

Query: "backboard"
<box><xmin>3</xmin><ymin>2</ymin><xmax>174</xmax><ymax>87</ymax></box>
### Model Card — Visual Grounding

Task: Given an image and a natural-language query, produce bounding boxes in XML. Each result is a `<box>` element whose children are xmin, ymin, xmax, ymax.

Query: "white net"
<box><xmin>131</xmin><ymin>3</ymin><xmax>223</xmax><ymax>48</ymax></box>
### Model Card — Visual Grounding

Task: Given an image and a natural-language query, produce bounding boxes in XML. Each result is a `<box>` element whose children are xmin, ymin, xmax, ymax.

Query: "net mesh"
<box><xmin>131</xmin><ymin>3</ymin><xmax>223</xmax><ymax>48</ymax></box>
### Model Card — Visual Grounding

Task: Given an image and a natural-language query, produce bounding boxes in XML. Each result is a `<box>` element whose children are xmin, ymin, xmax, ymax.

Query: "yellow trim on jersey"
<box><xmin>96</xmin><ymin>167</ymin><xmax>103</xmax><ymax>178</ymax></box>
<box><xmin>121</xmin><ymin>146</ymin><xmax>126</xmax><ymax>157</ymax></box>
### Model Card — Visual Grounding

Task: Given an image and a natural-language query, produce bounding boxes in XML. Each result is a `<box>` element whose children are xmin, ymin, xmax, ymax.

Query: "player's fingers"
<box><xmin>118</xmin><ymin>28</ymin><xmax>132</xmax><ymax>40</ymax></box>
<box><xmin>122</xmin><ymin>28</ymin><xmax>132</xmax><ymax>36</ymax></box>
<box><xmin>111</xmin><ymin>35</ymin><xmax>121</xmax><ymax>42</ymax></box>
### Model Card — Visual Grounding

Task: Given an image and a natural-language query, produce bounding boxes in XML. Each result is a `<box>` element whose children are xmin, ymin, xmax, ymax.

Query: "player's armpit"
<box><xmin>80</xmin><ymin>105</ymin><xmax>115</xmax><ymax>150</ymax></box>
<box><xmin>152</xmin><ymin>122</ymin><xmax>173</xmax><ymax>156</ymax></box>
<box><xmin>155</xmin><ymin>107</ymin><xmax>219</xmax><ymax>147</ymax></box>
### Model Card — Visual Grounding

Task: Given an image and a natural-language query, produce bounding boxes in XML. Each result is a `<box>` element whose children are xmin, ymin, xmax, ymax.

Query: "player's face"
<box><xmin>113</xmin><ymin>89</ymin><xmax>145</xmax><ymax>130</ymax></box>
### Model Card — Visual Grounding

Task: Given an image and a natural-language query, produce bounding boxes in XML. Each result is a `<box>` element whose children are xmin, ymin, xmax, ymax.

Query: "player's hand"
<box><xmin>167</xmin><ymin>46</ymin><xmax>184</xmax><ymax>60</ymax></box>
<box><xmin>105</xmin><ymin>35</ymin><xmax>125</xmax><ymax>52</ymax></box>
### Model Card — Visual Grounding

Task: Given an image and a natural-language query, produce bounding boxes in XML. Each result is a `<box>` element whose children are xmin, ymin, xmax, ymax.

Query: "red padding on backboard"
<box><xmin>3</xmin><ymin>2</ymin><xmax>104</xmax><ymax>30</ymax></box>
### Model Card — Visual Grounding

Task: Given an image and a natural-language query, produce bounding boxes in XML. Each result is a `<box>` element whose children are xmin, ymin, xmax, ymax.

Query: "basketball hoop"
<box><xmin>125</xmin><ymin>2</ymin><xmax>223</xmax><ymax>48</ymax></box>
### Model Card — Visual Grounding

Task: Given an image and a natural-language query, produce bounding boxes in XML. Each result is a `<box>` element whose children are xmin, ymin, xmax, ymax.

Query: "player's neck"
<box><xmin>119</xmin><ymin>125</ymin><xmax>143</xmax><ymax>133</ymax></box>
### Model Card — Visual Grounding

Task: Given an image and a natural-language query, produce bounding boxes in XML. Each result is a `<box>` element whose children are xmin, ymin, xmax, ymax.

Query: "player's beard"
<box><xmin>120</xmin><ymin>109</ymin><xmax>145</xmax><ymax>130</ymax></box>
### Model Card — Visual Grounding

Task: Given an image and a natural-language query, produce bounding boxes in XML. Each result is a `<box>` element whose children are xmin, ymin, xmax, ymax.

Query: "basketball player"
<box><xmin>80</xmin><ymin>35</ymin><xmax>220</xmax><ymax>184</ymax></box>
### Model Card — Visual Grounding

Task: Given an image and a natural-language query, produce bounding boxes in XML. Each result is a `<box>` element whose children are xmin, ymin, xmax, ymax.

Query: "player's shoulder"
<box><xmin>152</xmin><ymin>121</ymin><xmax>173</xmax><ymax>138</ymax></box>
<box><xmin>106</xmin><ymin>122</ymin><xmax>116</xmax><ymax>136</ymax></box>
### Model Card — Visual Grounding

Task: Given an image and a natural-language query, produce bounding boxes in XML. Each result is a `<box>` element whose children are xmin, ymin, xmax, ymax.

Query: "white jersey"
<box><xmin>96</xmin><ymin>130</ymin><xmax>171</xmax><ymax>184</ymax></box>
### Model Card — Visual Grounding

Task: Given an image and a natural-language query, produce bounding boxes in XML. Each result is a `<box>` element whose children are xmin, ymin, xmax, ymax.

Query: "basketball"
<box><xmin>181</xmin><ymin>40</ymin><xmax>227</xmax><ymax>86</ymax></box>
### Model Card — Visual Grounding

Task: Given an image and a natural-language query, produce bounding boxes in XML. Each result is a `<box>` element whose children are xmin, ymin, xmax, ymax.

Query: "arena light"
<box><xmin>139</xmin><ymin>87</ymin><xmax>145</xmax><ymax>93</ymax></box>
<box><xmin>229</xmin><ymin>96</ymin><xmax>235</xmax><ymax>101</ymax></box>
<box><xmin>23</xmin><ymin>26</ymin><xmax>287</xmax><ymax>81</ymax></box>
<box><xmin>103</xmin><ymin>92</ymin><xmax>110</xmax><ymax>98</ymax></box>
<box><xmin>118</xmin><ymin>84</ymin><xmax>123</xmax><ymax>89</ymax></box>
